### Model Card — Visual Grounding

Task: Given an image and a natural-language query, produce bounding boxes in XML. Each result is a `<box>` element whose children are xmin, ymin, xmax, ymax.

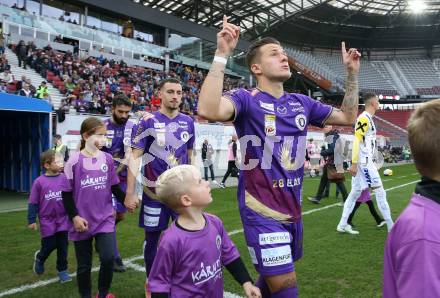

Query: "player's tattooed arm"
<box><xmin>340</xmin><ymin>71</ymin><xmax>359</xmax><ymax>121</ymax></box>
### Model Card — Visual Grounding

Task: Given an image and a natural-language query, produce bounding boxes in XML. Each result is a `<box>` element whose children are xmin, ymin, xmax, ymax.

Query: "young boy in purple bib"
<box><xmin>149</xmin><ymin>165</ymin><xmax>261</xmax><ymax>298</ymax></box>
<box><xmin>383</xmin><ymin>99</ymin><xmax>440</xmax><ymax>298</ymax></box>
<box><xmin>28</xmin><ymin>149</ymin><xmax>71</xmax><ymax>283</ymax></box>
<box><xmin>62</xmin><ymin>117</ymin><xmax>135</xmax><ymax>298</ymax></box>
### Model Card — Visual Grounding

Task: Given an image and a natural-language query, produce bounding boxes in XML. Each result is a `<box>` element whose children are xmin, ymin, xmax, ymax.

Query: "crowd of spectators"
<box><xmin>6</xmin><ymin>40</ymin><xmax>246</xmax><ymax>117</ymax></box>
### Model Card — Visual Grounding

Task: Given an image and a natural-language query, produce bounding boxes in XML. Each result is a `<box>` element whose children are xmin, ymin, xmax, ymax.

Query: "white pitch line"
<box><xmin>0</xmin><ymin>207</ymin><xmax>27</xmax><ymax>214</ymax></box>
<box><xmin>124</xmin><ymin>261</ymin><xmax>146</xmax><ymax>272</ymax></box>
<box><xmin>0</xmin><ymin>255</ymin><xmax>142</xmax><ymax>297</ymax></box>
<box><xmin>0</xmin><ymin>179</ymin><xmax>420</xmax><ymax>297</ymax></box>
<box><xmin>228</xmin><ymin>179</ymin><xmax>419</xmax><ymax>235</ymax></box>
<box><xmin>126</xmin><ymin>256</ymin><xmax>244</xmax><ymax>298</ymax></box>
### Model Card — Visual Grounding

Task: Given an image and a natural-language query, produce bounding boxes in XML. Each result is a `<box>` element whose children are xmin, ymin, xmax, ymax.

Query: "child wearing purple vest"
<box><xmin>383</xmin><ymin>99</ymin><xmax>440</xmax><ymax>298</ymax></box>
<box><xmin>28</xmin><ymin>149</ymin><xmax>71</xmax><ymax>283</ymax></box>
<box><xmin>149</xmin><ymin>165</ymin><xmax>261</xmax><ymax>298</ymax></box>
<box><xmin>62</xmin><ymin>117</ymin><xmax>135</xmax><ymax>298</ymax></box>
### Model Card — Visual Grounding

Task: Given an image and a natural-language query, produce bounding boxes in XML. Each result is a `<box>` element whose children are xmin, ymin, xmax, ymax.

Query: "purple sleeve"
<box><xmin>223</xmin><ymin>88</ymin><xmax>249</xmax><ymax>122</ymax></box>
<box><xmin>131</xmin><ymin>119</ymin><xmax>149</xmax><ymax>150</ymax></box>
<box><xmin>28</xmin><ymin>178</ymin><xmax>41</xmax><ymax>204</ymax></box>
<box><xmin>107</xmin><ymin>155</ymin><xmax>120</xmax><ymax>186</ymax></box>
<box><xmin>148</xmin><ymin>234</ymin><xmax>175</xmax><ymax>294</ymax></box>
<box><xmin>212</xmin><ymin>216</ymin><xmax>240</xmax><ymax>265</ymax></box>
<box><xmin>187</xmin><ymin>120</ymin><xmax>195</xmax><ymax>150</ymax></box>
<box><xmin>300</xmin><ymin>94</ymin><xmax>333</xmax><ymax>127</ymax></box>
<box><xmin>384</xmin><ymin>240</ymin><xmax>440</xmax><ymax>298</ymax></box>
<box><xmin>61</xmin><ymin>157</ymin><xmax>76</xmax><ymax>192</ymax></box>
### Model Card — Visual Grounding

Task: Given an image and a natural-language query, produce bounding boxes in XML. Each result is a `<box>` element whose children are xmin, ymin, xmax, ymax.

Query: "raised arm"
<box><xmin>198</xmin><ymin>16</ymin><xmax>240</xmax><ymax>122</ymax></box>
<box><xmin>326</xmin><ymin>42</ymin><xmax>360</xmax><ymax>126</ymax></box>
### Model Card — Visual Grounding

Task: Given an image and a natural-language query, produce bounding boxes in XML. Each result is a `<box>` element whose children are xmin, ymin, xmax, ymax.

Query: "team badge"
<box><xmin>101</xmin><ymin>164</ymin><xmax>108</xmax><ymax>173</ymax></box>
<box><xmin>216</xmin><ymin>235</ymin><xmax>222</xmax><ymax>250</ymax></box>
<box><xmin>264</xmin><ymin>114</ymin><xmax>276</xmax><ymax>136</ymax></box>
<box><xmin>180</xmin><ymin>131</ymin><xmax>190</xmax><ymax>142</ymax></box>
<box><xmin>123</xmin><ymin>137</ymin><xmax>130</xmax><ymax>146</ymax></box>
<box><xmin>295</xmin><ymin>114</ymin><xmax>307</xmax><ymax>131</ymax></box>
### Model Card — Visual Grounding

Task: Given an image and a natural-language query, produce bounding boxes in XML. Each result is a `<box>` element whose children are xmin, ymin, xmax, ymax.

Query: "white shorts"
<box><xmin>352</xmin><ymin>160</ymin><xmax>382</xmax><ymax>189</ymax></box>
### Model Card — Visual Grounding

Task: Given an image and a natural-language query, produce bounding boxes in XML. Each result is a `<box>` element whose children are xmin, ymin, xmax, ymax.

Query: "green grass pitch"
<box><xmin>0</xmin><ymin>163</ymin><xmax>419</xmax><ymax>297</ymax></box>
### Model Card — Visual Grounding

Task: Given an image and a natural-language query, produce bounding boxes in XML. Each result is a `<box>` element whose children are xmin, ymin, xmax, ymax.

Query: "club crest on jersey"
<box><xmin>180</xmin><ymin>131</ymin><xmax>190</xmax><ymax>142</ymax></box>
<box><xmin>295</xmin><ymin>114</ymin><xmax>307</xmax><ymax>131</ymax></box>
<box><xmin>265</xmin><ymin>114</ymin><xmax>276</xmax><ymax>136</ymax></box>
<box><xmin>216</xmin><ymin>235</ymin><xmax>222</xmax><ymax>250</ymax></box>
<box><xmin>101</xmin><ymin>164</ymin><xmax>108</xmax><ymax>173</ymax></box>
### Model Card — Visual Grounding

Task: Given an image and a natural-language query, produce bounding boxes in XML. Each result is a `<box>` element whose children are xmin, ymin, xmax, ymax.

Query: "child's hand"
<box><xmin>28</xmin><ymin>223</ymin><xmax>38</xmax><ymax>230</ymax></box>
<box><xmin>124</xmin><ymin>193</ymin><xmax>139</xmax><ymax>212</ymax></box>
<box><xmin>243</xmin><ymin>281</ymin><xmax>262</xmax><ymax>298</ymax></box>
<box><xmin>73</xmin><ymin>216</ymin><xmax>88</xmax><ymax>233</ymax></box>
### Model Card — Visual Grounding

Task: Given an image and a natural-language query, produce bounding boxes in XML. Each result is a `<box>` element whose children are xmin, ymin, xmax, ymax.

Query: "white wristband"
<box><xmin>213</xmin><ymin>56</ymin><xmax>228</xmax><ymax>65</ymax></box>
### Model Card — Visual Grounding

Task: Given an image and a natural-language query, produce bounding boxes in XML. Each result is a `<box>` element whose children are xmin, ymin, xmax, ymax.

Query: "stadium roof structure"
<box><xmin>135</xmin><ymin>0</ymin><xmax>440</xmax><ymax>49</ymax></box>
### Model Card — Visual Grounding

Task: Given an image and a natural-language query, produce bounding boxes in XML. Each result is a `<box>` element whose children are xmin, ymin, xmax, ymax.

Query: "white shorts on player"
<box><xmin>337</xmin><ymin>159</ymin><xmax>393</xmax><ymax>233</ymax></box>
<box><xmin>337</xmin><ymin>103</ymin><xmax>394</xmax><ymax>233</ymax></box>
<box><xmin>354</xmin><ymin>159</ymin><xmax>382</xmax><ymax>189</ymax></box>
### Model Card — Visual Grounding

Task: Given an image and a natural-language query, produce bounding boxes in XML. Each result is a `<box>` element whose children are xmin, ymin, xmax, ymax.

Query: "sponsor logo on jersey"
<box><xmin>154</xmin><ymin>122</ymin><xmax>166</xmax><ymax>129</ymax></box>
<box><xmin>261</xmin><ymin>245</ymin><xmax>292</xmax><ymax>267</ymax></box>
<box><xmin>265</xmin><ymin>114</ymin><xmax>276</xmax><ymax>136</ymax></box>
<box><xmin>277</xmin><ymin>105</ymin><xmax>287</xmax><ymax>115</ymax></box>
<box><xmin>144</xmin><ymin>215</ymin><xmax>160</xmax><ymax>227</ymax></box>
<box><xmin>248</xmin><ymin>247</ymin><xmax>258</xmax><ymax>264</ymax></box>
<box><xmin>260</xmin><ymin>101</ymin><xmax>275</xmax><ymax>112</ymax></box>
<box><xmin>191</xmin><ymin>259</ymin><xmax>222</xmax><ymax>285</ymax></box>
<box><xmin>144</xmin><ymin>206</ymin><xmax>161</xmax><ymax>215</ymax></box>
<box><xmin>44</xmin><ymin>190</ymin><xmax>62</xmax><ymax>201</ymax></box>
<box><xmin>259</xmin><ymin>232</ymin><xmax>291</xmax><ymax>245</ymax></box>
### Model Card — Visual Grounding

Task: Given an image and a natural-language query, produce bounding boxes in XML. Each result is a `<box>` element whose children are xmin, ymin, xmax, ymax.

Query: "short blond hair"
<box><xmin>407</xmin><ymin>99</ymin><xmax>440</xmax><ymax>178</ymax></box>
<box><xmin>156</xmin><ymin>165</ymin><xmax>199</xmax><ymax>210</ymax></box>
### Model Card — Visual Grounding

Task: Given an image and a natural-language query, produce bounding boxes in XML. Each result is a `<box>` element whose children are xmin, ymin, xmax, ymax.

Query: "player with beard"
<box><xmin>102</xmin><ymin>94</ymin><xmax>134</xmax><ymax>273</ymax></box>
<box><xmin>197</xmin><ymin>16</ymin><xmax>360</xmax><ymax>298</ymax></box>
<box><xmin>124</xmin><ymin>78</ymin><xmax>195</xmax><ymax>295</ymax></box>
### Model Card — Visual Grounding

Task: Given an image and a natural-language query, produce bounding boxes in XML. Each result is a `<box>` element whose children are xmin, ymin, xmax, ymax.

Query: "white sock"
<box><xmin>338</xmin><ymin>187</ymin><xmax>362</xmax><ymax>228</ymax></box>
<box><xmin>374</xmin><ymin>187</ymin><xmax>393</xmax><ymax>230</ymax></box>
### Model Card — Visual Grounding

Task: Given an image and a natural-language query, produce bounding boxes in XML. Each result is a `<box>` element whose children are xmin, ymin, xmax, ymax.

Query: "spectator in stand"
<box><xmin>150</xmin><ymin>90</ymin><xmax>161</xmax><ymax>107</ymax></box>
<box><xmin>54</xmin><ymin>35</ymin><xmax>63</xmax><ymax>43</ymax></box>
<box><xmin>16</xmin><ymin>75</ymin><xmax>27</xmax><ymax>91</ymax></box>
<box><xmin>19</xmin><ymin>83</ymin><xmax>34</xmax><ymax>98</ymax></box>
<box><xmin>109</xmin><ymin>79</ymin><xmax>119</xmax><ymax>93</ymax></box>
<box><xmin>0</xmin><ymin>81</ymin><xmax>7</xmax><ymax>93</ymax></box>
<box><xmin>0</xmin><ymin>54</ymin><xmax>10</xmax><ymax>72</ymax></box>
<box><xmin>16</xmin><ymin>40</ymin><xmax>29</xmax><ymax>69</ymax></box>
<box><xmin>0</xmin><ymin>69</ymin><xmax>13</xmax><ymax>83</ymax></box>
<box><xmin>26</xmin><ymin>78</ymin><xmax>37</xmax><ymax>95</ymax></box>
<box><xmin>36</xmin><ymin>81</ymin><xmax>49</xmax><ymax>99</ymax></box>
<box><xmin>39</xmin><ymin>57</ymin><xmax>52</xmax><ymax>78</ymax></box>
<box><xmin>0</xmin><ymin>33</ymin><xmax>4</xmax><ymax>55</ymax></box>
